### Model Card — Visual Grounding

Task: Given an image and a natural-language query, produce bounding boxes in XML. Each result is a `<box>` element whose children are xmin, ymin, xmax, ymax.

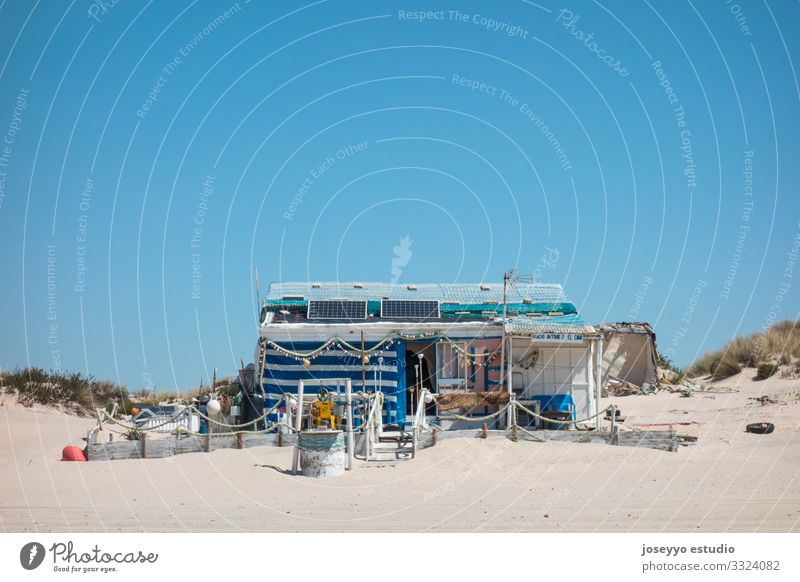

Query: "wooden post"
<box><xmin>412</xmin><ymin>364</ymin><xmax>419</xmax><ymax>416</ymax></box>
<box><xmin>361</xmin><ymin>331</ymin><xmax>366</xmax><ymax>393</ymax></box>
<box><xmin>595</xmin><ymin>336</ymin><xmax>604</xmax><ymax>429</ymax></box>
<box><xmin>205</xmin><ymin>432</ymin><xmax>211</xmax><ymax>453</ymax></box>
<box><xmin>236</xmin><ymin>432</ymin><xmax>243</xmax><ymax>450</ymax></box>
<box><xmin>284</xmin><ymin>394</ymin><xmax>292</xmax><ymax>434</ymax></box>
<box><xmin>609</xmin><ymin>404</ymin><xmax>617</xmax><ymax>445</ymax></box>
<box><xmin>506</xmin><ymin>335</ymin><xmax>514</xmax><ymax>428</ymax></box>
<box><xmin>586</xmin><ymin>338</ymin><xmax>594</xmax><ymax>428</ymax></box>
<box><xmin>499</xmin><ymin>271</ymin><xmax>508</xmax><ymax>391</ymax></box>
<box><xmin>291</xmin><ymin>380</ymin><xmax>305</xmax><ymax>475</ymax></box>
<box><xmin>86</xmin><ymin>430</ymin><xmax>93</xmax><ymax>461</ymax></box>
<box><xmin>141</xmin><ymin>433</ymin><xmax>148</xmax><ymax>459</ymax></box>
<box><xmin>345</xmin><ymin>378</ymin><xmax>354</xmax><ymax>470</ymax></box>
<box><xmin>510</xmin><ymin>395</ymin><xmax>517</xmax><ymax>429</ymax></box>
<box><xmin>511</xmin><ymin>423</ymin><xmax>518</xmax><ymax>442</ymax></box>
<box><xmin>481</xmin><ymin>423</ymin><xmax>488</xmax><ymax>439</ymax></box>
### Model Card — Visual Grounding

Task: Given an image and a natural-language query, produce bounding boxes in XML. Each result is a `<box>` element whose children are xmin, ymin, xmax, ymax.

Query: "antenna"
<box><xmin>499</xmin><ymin>268</ymin><xmax>538</xmax><ymax>389</ymax></box>
<box><xmin>254</xmin><ymin>266</ymin><xmax>261</xmax><ymax>325</ymax></box>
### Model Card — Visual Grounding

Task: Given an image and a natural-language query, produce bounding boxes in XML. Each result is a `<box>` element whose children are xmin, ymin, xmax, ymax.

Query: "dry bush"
<box><xmin>688</xmin><ymin>320</ymin><xmax>800</xmax><ymax>380</ymax></box>
<box><xmin>710</xmin><ymin>357</ymin><xmax>742</xmax><ymax>381</ymax></box>
<box><xmin>756</xmin><ymin>363</ymin><xmax>779</xmax><ymax>379</ymax></box>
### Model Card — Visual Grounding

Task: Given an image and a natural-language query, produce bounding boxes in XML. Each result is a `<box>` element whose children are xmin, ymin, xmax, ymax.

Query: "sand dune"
<box><xmin>1</xmin><ymin>370</ymin><xmax>798</xmax><ymax>532</ymax></box>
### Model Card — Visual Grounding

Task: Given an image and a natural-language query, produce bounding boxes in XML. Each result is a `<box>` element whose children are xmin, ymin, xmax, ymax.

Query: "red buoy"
<box><xmin>62</xmin><ymin>446</ymin><xmax>86</xmax><ymax>462</ymax></box>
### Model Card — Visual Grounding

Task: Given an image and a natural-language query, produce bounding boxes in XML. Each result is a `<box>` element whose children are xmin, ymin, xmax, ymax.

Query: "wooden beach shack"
<box><xmin>257</xmin><ymin>281</ymin><xmax>605</xmax><ymax>431</ymax></box>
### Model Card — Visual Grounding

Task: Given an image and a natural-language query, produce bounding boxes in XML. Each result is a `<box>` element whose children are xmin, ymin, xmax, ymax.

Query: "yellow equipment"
<box><xmin>311</xmin><ymin>400</ymin><xmax>336</xmax><ymax>429</ymax></box>
<box><xmin>310</xmin><ymin>387</ymin><xmax>337</xmax><ymax>429</ymax></box>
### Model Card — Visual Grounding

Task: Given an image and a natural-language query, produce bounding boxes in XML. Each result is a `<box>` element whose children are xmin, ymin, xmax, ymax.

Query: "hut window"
<box><xmin>436</xmin><ymin>342</ymin><xmax>466</xmax><ymax>384</ymax></box>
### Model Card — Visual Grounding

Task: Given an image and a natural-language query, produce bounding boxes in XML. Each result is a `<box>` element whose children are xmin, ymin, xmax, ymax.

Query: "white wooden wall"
<box><xmin>511</xmin><ymin>342</ymin><xmax>592</xmax><ymax>418</ymax></box>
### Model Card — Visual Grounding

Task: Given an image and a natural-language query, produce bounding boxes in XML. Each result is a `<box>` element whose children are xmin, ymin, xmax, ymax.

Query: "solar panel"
<box><xmin>381</xmin><ymin>300</ymin><xmax>440</xmax><ymax>319</ymax></box>
<box><xmin>307</xmin><ymin>300</ymin><xmax>367</xmax><ymax>320</ymax></box>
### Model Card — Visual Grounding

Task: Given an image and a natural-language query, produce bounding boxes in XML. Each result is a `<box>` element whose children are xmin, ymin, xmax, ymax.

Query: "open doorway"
<box><xmin>405</xmin><ymin>341</ymin><xmax>436</xmax><ymax>416</ymax></box>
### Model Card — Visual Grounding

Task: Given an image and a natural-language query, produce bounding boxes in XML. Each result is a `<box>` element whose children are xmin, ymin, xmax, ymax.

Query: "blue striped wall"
<box><xmin>261</xmin><ymin>339</ymin><xmax>407</xmax><ymax>425</ymax></box>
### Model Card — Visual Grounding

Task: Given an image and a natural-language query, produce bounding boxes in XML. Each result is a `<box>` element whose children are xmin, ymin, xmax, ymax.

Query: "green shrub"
<box><xmin>0</xmin><ymin>367</ymin><xmax>127</xmax><ymax>414</ymax></box>
<box><xmin>687</xmin><ymin>352</ymin><xmax>722</xmax><ymax>377</ymax></box>
<box><xmin>756</xmin><ymin>363</ymin><xmax>779</xmax><ymax>379</ymax></box>
<box><xmin>710</xmin><ymin>357</ymin><xmax>742</xmax><ymax>381</ymax></box>
<box><xmin>124</xmin><ymin>427</ymin><xmax>143</xmax><ymax>441</ymax></box>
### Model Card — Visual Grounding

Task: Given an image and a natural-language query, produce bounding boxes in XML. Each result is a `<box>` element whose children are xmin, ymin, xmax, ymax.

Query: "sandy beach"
<box><xmin>1</xmin><ymin>369</ymin><xmax>798</xmax><ymax>533</ymax></box>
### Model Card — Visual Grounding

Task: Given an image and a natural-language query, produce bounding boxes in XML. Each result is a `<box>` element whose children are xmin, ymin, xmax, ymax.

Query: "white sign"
<box><xmin>531</xmin><ymin>333</ymin><xmax>584</xmax><ymax>344</ymax></box>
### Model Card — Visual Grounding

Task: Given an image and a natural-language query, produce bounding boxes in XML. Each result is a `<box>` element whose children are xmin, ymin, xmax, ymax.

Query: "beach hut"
<box><xmin>256</xmin><ymin>281</ymin><xmax>604</xmax><ymax>429</ymax></box>
<box><xmin>505</xmin><ymin>314</ymin><xmax>602</xmax><ymax>427</ymax></box>
<box><xmin>596</xmin><ymin>322</ymin><xmax>659</xmax><ymax>389</ymax></box>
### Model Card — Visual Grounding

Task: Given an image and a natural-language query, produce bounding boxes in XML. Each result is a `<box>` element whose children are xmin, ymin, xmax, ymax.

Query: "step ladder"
<box><xmin>368</xmin><ymin>431</ymin><xmax>414</xmax><ymax>461</ymax></box>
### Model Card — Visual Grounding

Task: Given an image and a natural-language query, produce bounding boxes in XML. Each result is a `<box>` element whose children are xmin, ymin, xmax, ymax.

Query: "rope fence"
<box><xmin>92</xmin><ymin>389</ymin><xmax>615</xmax><ymax>450</ymax></box>
<box><xmin>513</xmin><ymin>400</ymin><xmax>613</xmax><ymax>426</ymax></box>
<box><xmin>439</xmin><ymin>403</ymin><xmax>511</xmax><ymax>423</ymax></box>
<box><xmin>93</xmin><ymin>390</ymin><xmax>384</xmax><ymax>436</ymax></box>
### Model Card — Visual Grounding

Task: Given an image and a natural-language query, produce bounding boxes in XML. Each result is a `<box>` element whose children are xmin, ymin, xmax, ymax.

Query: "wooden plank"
<box><xmin>210</xmin><ymin>436</ymin><xmax>237</xmax><ymax>450</ymax></box>
<box><xmin>87</xmin><ymin>432</ymin><xmax>281</xmax><ymax>461</ymax></box>
<box><xmin>241</xmin><ymin>434</ymin><xmax>279</xmax><ymax>448</ymax></box>
<box><xmin>616</xmin><ymin>429</ymin><xmax>678</xmax><ymax>452</ymax></box>
<box><xmin>176</xmin><ymin>437</ymin><xmax>203</xmax><ymax>455</ymax></box>
<box><xmin>140</xmin><ymin>440</ymin><xmax>176</xmax><ymax>458</ymax></box>
<box><xmin>88</xmin><ymin>442</ymin><xmax>141</xmax><ymax>461</ymax></box>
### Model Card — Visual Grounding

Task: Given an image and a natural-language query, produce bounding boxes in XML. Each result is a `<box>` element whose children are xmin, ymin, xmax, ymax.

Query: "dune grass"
<box><xmin>0</xmin><ymin>367</ymin><xmax>128</xmax><ymax>415</ymax></box>
<box><xmin>688</xmin><ymin>320</ymin><xmax>800</xmax><ymax>380</ymax></box>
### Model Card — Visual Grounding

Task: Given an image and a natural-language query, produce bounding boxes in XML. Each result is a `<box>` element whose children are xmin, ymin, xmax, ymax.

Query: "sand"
<box><xmin>1</xmin><ymin>369</ymin><xmax>798</xmax><ymax>533</ymax></box>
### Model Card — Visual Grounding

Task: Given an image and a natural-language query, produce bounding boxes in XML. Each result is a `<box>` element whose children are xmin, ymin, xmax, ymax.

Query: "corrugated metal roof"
<box><xmin>595</xmin><ymin>322</ymin><xmax>654</xmax><ymax>335</ymax></box>
<box><xmin>505</xmin><ymin>314</ymin><xmax>596</xmax><ymax>335</ymax></box>
<box><xmin>265</xmin><ymin>281</ymin><xmax>569</xmax><ymax>304</ymax></box>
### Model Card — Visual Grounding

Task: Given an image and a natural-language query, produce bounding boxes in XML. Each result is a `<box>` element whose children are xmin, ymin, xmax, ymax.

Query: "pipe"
<box><xmin>589</xmin><ymin>339</ymin><xmax>596</xmax><ymax>424</ymax></box>
<box><xmin>506</xmin><ymin>334</ymin><xmax>513</xmax><ymax>428</ymax></box>
<box><xmin>291</xmin><ymin>380</ymin><xmax>304</xmax><ymax>475</ymax></box>
<box><xmin>345</xmin><ymin>377</ymin><xmax>354</xmax><ymax>470</ymax></box>
<box><xmin>595</xmin><ymin>337</ymin><xmax>603</xmax><ymax>429</ymax></box>
<box><xmin>284</xmin><ymin>393</ymin><xmax>292</xmax><ymax>436</ymax></box>
<box><xmin>377</xmin><ymin>355</ymin><xmax>384</xmax><ymax>435</ymax></box>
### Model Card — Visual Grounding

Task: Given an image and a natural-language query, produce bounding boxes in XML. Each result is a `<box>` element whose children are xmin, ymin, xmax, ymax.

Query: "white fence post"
<box><xmin>345</xmin><ymin>378</ymin><xmax>354</xmax><ymax>470</ymax></box>
<box><xmin>595</xmin><ymin>337</ymin><xmax>604</xmax><ymax>429</ymax></box>
<box><xmin>291</xmin><ymin>380</ymin><xmax>304</xmax><ymax>475</ymax></box>
<box><xmin>506</xmin><ymin>335</ymin><xmax>514</xmax><ymax>428</ymax></box>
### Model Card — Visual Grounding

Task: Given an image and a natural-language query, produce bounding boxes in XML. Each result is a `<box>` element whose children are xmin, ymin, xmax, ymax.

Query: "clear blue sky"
<box><xmin>1</xmin><ymin>0</ymin><xmax>798</xmax><ymax>392</ymax></box>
